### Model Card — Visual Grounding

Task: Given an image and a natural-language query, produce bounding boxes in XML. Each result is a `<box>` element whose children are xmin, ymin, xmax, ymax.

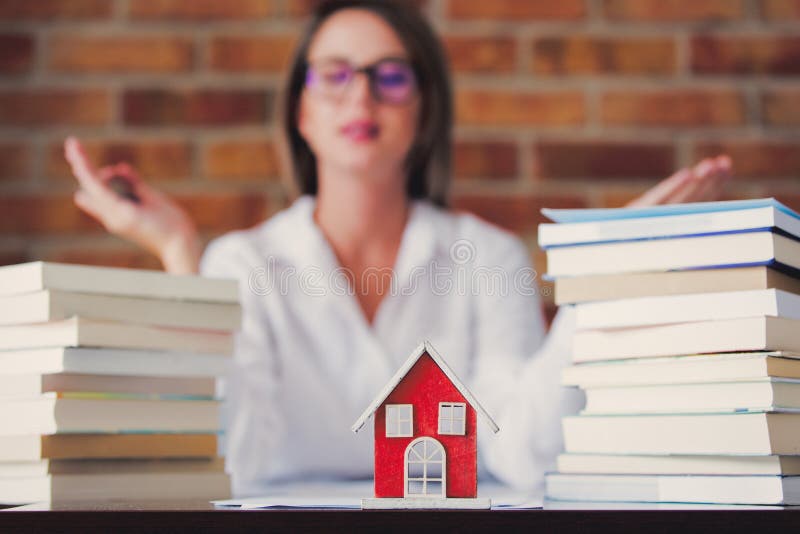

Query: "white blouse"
<box><xmin>200</xmin><ymin>195</ymin><xmax>582</xmax><ymax>497</ymax></box>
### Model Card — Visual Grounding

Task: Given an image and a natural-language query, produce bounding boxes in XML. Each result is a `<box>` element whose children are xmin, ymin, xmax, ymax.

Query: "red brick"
<box><xmin>444</xmin><ymin>36</ymin><xmax>517</xmax><ymax>74</ymax></box>
<box><xmin>0</xmin><ymin>0</ymin><xmax>111</xmax><ymax>19</ymax></box>
<box><xmin>0</xmin><ymin>195</ymin><xmax>102</xmax><ymax>235</ymax></box>
<box><xmin>39</xmin><ymin>247</ymin><xmax>162</xmax><ymax>270</ymax></box>
<box><xmin>0</xmin><ymin>34</ymin><xmax>34</xmax><ymax>75</ymax></box>
<box><xmin>603</xmin><ymin>0</ymin><xmax>744</xmax><ymax>21</ymax></box>
<box><xmin>203</xmin><ymin>140</ymin><xmax>280</xmax><ymax>180</ymax></box>
<box><xmin>447</xmin><ymin>0</ymin><xmax>585</xmax><ymax>20</ymax></box>
<box><xmin>208</xmin><ymin>36</ymin><xmax>296</xmax><ymax>73</ymax></box>
<box><xmin>129</xmin><ymin>0</ymin><xmax>273</xmax><ymax>20</ymax></box>
<box><xmin>531</xmin><ymin>36</ymin><xmax>676</xmax><ymax>76</ymax></box>
<box><xmin>176</xmin><ymin>193</ymin><xmax>270</xmax><ymax>231</ymax></box>
<box><xmin>123</xmin><ymin>89</ymin><xmax>270</xmax><ymax>126</ymax></box>
<box><xmin>692</xmin><ymin>36</ymin><xmax>800</xmax><ymax>76</ymax></box>
<box><xmin>761</xmin><ymin>0</ymin><xmax>800</xmax><ymax>20</ymax></box>
<box><xmin>46</xmin><ymin>140</ymin><xmax>192</xmax><ymax>181</ymax></box>
<box><xmin>286</xmin><ymin>0</ymin><xmax>427</xmax><ymax>17</ymax></box>
<box><xmin>763</xmin><ymin>89</ymin><xmax>800</xmax><ymax>126</ymax></box>
<box><xmin>534</xmin><ymin>141</ymin><xmax>675</xmax><ymax>179</ymax></box>
<box><xmin>453</xmin><ymin>141</ymin><xmax>518</xmax><ymax>180</ymax></box>
<box><xmin>451</xmin><ymin>194</ymin><xmax>588</xmax><ymax>234</ymax></box>
<box><xmin>48</xmin><ymin>35</ymin><xmax>193</xmax><ymax>73</ymax></box>
<box><xmin>0</xmin><ymin>89</ymin><xmax>111</xmax><ymax>127</ymax></box>
<box><xmin>773</xmin><ymin>194</ymin><xmax>800</xmax><ymax>213</ymax></box>
<box><xmin>601</xmin><ymin>90</ymin><xmax>745</xmax><ymax>127</ymax></box>
<box><xmin>600</xmin><ymin>189</ymin><xmax>650</xmax><ymax>208</ymax></box>
<box><xmin>0</xmin><ymin>143</ymin><xmax>31</xmax><ymax>181</ymax></box>
<box><xmin>0</xmin><ymin>249</ymin><xmax>28</xmax><ymax>267</ymax></box>
<box><xmin>456</xmin><ymin>90</ymin><xmax>585</xmax><ymax>126</ymax></box>
<box><xmin>693</xmin><ymin>141</ymin><xmax>800</xmax><ymax>179</ymax></box>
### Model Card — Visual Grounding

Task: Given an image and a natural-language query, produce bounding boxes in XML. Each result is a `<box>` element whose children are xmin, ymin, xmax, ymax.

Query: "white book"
<box><xmin>0</xmin><ymin>433</ymin><xmax>219</xmax><ymax>462</ymax></box>
<box><xmin>544</xmin><ymin>500</ymin><xmax>785</xmax><ymax>510</ymax></box>
<box><xmin>0</xmin><ymin>374</ymin><xmax>216</xmax><ymax>398</ymax></box>
<box><xmin>0</xmin><ymin>317</ymin><xmax>233</xmax><ymax>355</ymax></box>
<box><xmin>0</xmin><ymin>471</ymin><xmax>230</xmax><ymax>504</ymax></box>
<box><xmin>539</xmin><ymin>206</ymin><xmax>800</xmax><ymax>248</ymax></box>
<box><xmin>0</xmin><ymin>395</ymin><xmax>220</xmax><ymax>435</ymax></box>
<box><xmin>0</xmin><ymin>261</ymin><xmax>238</xmax><ymax>302</ymax></box>
<box><xmin>555</xmin><ymin>266</ymin><xmax>800</xmax><ymax>305</ymax></box>
<box><xmin>546</xmin><ymin>231</ymin><xmax>800</xmax><ymax>278</ymax></box>
<box><xmin>575</xmin><ymin>289</ymin><xmax>800</xmax><ymax>330</ymax></box>
<box><xmin>0</xmin><ymin>290</ymin><xmax>241</xmax><ymax>330</ymax></box>
<box><xmin>582</xmin><ymin>378</ymin><xmax>800</xmax><ymax>414</ymax></box>
<box><xmin>556</xmin><ymin>453</ymin><xmax>800</xmax><ymax>476</ymax></box>
<box><xmin>0</xmin><ymin>457</ymin><xmax>225</xmax><ymax>478</ymax></box>
<box><xmin>0</xmin><ymin>347</ymin><xmax>229</xmax><ymax>377</ymax></box>
<box><xmin>562</xmin><ymin>352</ymin><xmax>800</xmax><ymax>388</ymax></box>
<box><xmin>573</xmin><ymin>316</ymin><xmax>800</xmax><ymax>362</ymax></box>
<box><xmin>545</xmin><ymin>473</ymin><xmax>800</xmax><ymax>505</ymax></box>
<box><xmin>563</xmin><ymin>412</ymin><xmax>800</xmax><ymax>455</ymax></box>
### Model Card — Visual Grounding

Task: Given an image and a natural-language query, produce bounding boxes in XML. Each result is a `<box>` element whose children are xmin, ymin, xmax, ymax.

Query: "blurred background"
<box><xmin>0</xmin><ymin>0</ymin><xmax>799</xmax><ymax>319</ymax></box>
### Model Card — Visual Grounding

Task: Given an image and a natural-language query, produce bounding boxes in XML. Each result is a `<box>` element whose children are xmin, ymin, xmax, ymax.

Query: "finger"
<box><xmin>64</xmin><ymin>137</ymin><xmax>103</xmax><ymax>195</ymax></box>
<box><xmin>662</xmin><ymin>173</ymin><xmax>707</xmax><ymax>204</ymax></box>
<box><xmin>668</xmin><ymin>159</ymin><xmax>730</xmax><ymax>204</ymax></box>
<box><xmin>73</xmin><ymin>189</ymin><xmax>106</xmax><ymax>222</ymax></box>
<box><xmin>627</xmin><ymin>168</ymin><xmax>693</xmax><ymax>207</ymax></box>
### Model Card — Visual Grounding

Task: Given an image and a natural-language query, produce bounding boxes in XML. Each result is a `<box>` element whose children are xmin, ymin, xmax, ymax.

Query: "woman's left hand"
<box><xmin>626</xmin><ymin>155</ymin><xmax>733</xmax><ymax>208</ymax></box>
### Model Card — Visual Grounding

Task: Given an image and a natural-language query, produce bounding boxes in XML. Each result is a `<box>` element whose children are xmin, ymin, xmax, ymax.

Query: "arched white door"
<box><xmin>404</xmin><ymin>437</ymin><xmax>446</xmax><ymax>498</ymax></box>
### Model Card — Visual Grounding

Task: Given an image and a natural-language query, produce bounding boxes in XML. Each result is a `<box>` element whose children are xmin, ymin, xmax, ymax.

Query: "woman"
<box><xmin>64</xmin><ymin>0</ymin><xmax>732</xmax><ymax>496</ymax></box>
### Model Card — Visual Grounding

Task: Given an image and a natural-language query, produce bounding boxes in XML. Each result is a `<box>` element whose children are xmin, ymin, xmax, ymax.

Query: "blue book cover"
<box><xmin>542</xmin><ymin>198</ymin><xmax>800</xmax><ymax>224</ymax></box>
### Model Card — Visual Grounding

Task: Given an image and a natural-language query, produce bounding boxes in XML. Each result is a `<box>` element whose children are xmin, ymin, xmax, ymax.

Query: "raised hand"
<box><xmin>627</xmin><ymin>155</ymin><xmax>733</xmax><ymax>208</ymax></box>
<box><xmin>64</xmin><ymin>136</ymin><xmax>202</xmax><ymax>274</ymax></box>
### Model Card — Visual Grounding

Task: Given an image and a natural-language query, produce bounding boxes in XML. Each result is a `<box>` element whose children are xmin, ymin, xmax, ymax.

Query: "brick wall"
<box><xmin>1</xmin><ymin>0</ymin><xmax>799</xmax><ymax>317</ymax></box>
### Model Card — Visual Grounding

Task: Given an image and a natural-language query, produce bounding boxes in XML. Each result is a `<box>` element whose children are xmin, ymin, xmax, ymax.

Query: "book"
<box><xmin>544</xmin><ymin>473</ymin><xmax>800</xmax><ymax>505</ymax></box>
<box><xmin>540</xmin><ymin>204</ymin><xmax>800</xmax><ymax>248</ymax></box>
<box><xmin>0</xmin><ymin>290</ymin><xmax>241</xmax><ymax>330</ymax></box>
<box><xmin>573</xmin><ymin>316</ymin><xmax>800</xmax><ymax>362</ymax></box>
<box><xmin>0</xmin><ymin>347</ymin><xmax>229</xmax><ymax>378</ymax></box>
<box><xmin>562</xmin><ymin>353</ymin><xmax>800</xmax><ymax>388</ymax></box>
<box><xmin>0</xmin><ymin>374</ymin><xmax>216</xmax><ymax>398</ymax></box>
<box><xmin>542</xmin><ymin>197</ymin><xmax>799</xmax><ymax>224</ymax></box>
<box><xmin>546</xmin><ymin>231</ymin><xmax>800</xmax><ymax>278</ymax></box>
<box><xmin>562</xmin><ymin>412</ymin><xmax>800</xmax><ymax>455</ymax></box>
<box><xmin>0</xmin><ymin>470</ymin><xmax>230</xmax><ymax>504</ymax></box>
<box><xmin>582</xmin><ymin>378</ymin><xmax>800</xmax><ymax>414</ymax></box>
<box><xmin>0</xmin><ymin>396</ymin><xmax>220</xmax><ymax>435</ymax></box>
<box><xmin>0</xmin><ymin>261</ymin><xmax>238</xmax><ymax>302</ymax></box>
<box><xmin>555</xmin><ymin>267</ymin><xmax>800</xmax><ymax>305</ymax></box>
<box><xmin>0</xmin><ymin>433</ymin><xmax>218</xmax><ymax>461</ymax></box>
<box><xmin>0</xmin><ymin>317</ymin><xmax>233</xmax><ymax>355</ymax></box>
<box><xmin>0</xmin><ymin>457</ymin><xmax>225</xmax><ymax>477</ymax></box>
<box><xmin>544</xmin><ymin>500</ymin><xmax>785</xmax><ymax>510</ymax></box>
<box><xmin>556</xmin><ymin>453</ymin><xmax>800</xmax><ymax>476</ymax></box>
<box><xmin>574</xmin><ymin>289</ymin><xmax>800</xmax><ymax>330</ymax></box>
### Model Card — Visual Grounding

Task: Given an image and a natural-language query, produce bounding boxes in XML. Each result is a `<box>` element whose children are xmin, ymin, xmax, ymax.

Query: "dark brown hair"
<box><xmin>278</xmin><ymin>0</ymin><xmax>453</xmax><ymax>207</ymax></box>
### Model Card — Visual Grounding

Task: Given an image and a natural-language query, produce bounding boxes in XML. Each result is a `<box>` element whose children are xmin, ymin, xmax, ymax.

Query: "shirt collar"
<box><xmin>269</xmin><ymin>194</ymin><xmax>438</xmax><ymax>286</ymax></box>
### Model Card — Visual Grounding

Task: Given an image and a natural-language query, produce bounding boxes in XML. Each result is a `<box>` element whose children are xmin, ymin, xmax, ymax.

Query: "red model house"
<box><xmin>351</xmin><ymin>340</ymin><xmax>499</xmax><ymax>509</ymax></box>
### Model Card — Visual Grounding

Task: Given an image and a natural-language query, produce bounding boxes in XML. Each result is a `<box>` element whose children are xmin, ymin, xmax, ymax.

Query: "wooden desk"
<box><xmin>2</xmin><ymin>501</ymin><xmax>799</xmax><ymax>533</ymax></box>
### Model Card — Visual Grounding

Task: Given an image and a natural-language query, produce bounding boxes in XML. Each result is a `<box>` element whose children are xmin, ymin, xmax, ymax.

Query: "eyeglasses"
<box><xmin>304</xmin><ymin>57</ymin><xmax>418</xmax><ymax>105</ymax></box>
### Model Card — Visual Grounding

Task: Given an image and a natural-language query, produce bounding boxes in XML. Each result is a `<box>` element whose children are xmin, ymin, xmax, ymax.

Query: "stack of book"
<box><xmin>539</xmin><ymin>198</ymin><xmax>800</xmax><ymax>507</ymax></box>
<box><xmin>0</xmin><ymin>261</ymin><xmax>239</xmax><ymax>504</ymax></box>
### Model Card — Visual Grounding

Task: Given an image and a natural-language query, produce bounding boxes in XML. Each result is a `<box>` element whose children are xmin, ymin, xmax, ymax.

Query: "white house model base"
<box><xmin>361</xmin><ymin>497</ymin><xmax>492</xmax><ymax>510</ymax></box>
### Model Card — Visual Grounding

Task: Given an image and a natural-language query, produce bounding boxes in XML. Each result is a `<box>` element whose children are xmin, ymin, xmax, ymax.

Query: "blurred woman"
<box><xmin>64</xmin><ymin>0</ymin><xmax>732</xmax><ymax>496</ymax></box>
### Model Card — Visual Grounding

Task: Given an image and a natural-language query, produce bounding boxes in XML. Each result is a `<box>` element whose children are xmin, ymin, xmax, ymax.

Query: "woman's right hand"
<box><xmin>64</xmin><ymin>136</ymin><xmax>202</xmax><ymax>275</ymax></box>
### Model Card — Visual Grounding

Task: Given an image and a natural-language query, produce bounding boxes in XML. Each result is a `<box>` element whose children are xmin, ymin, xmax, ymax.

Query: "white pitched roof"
<box><xmin>351</xmin><ymin>340</ymin><xmax>500</xmax><ymax>434</ymax></box>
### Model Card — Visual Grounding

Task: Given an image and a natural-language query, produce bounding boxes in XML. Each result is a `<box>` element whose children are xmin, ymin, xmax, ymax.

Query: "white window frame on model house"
<box><xmin>438</xmin><ymin>402</ymin><xmax>466</xmax><ymax>435</ymax></box>
<box><xmin>404</xmin><ymin>437</ymin><xmax>446</xmax><ymax>498</ymax></box>
<box><xmin>385</xmin><ymin>404</ymin><xmax>413</xmax><ymax>437</ymax></box>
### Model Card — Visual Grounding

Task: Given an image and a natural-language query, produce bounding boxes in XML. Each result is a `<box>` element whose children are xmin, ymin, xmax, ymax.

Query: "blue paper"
<box><xmin>542</xmin><ymin>198</ymin><xmax>800</xmax><ymax>224</ymax></box>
